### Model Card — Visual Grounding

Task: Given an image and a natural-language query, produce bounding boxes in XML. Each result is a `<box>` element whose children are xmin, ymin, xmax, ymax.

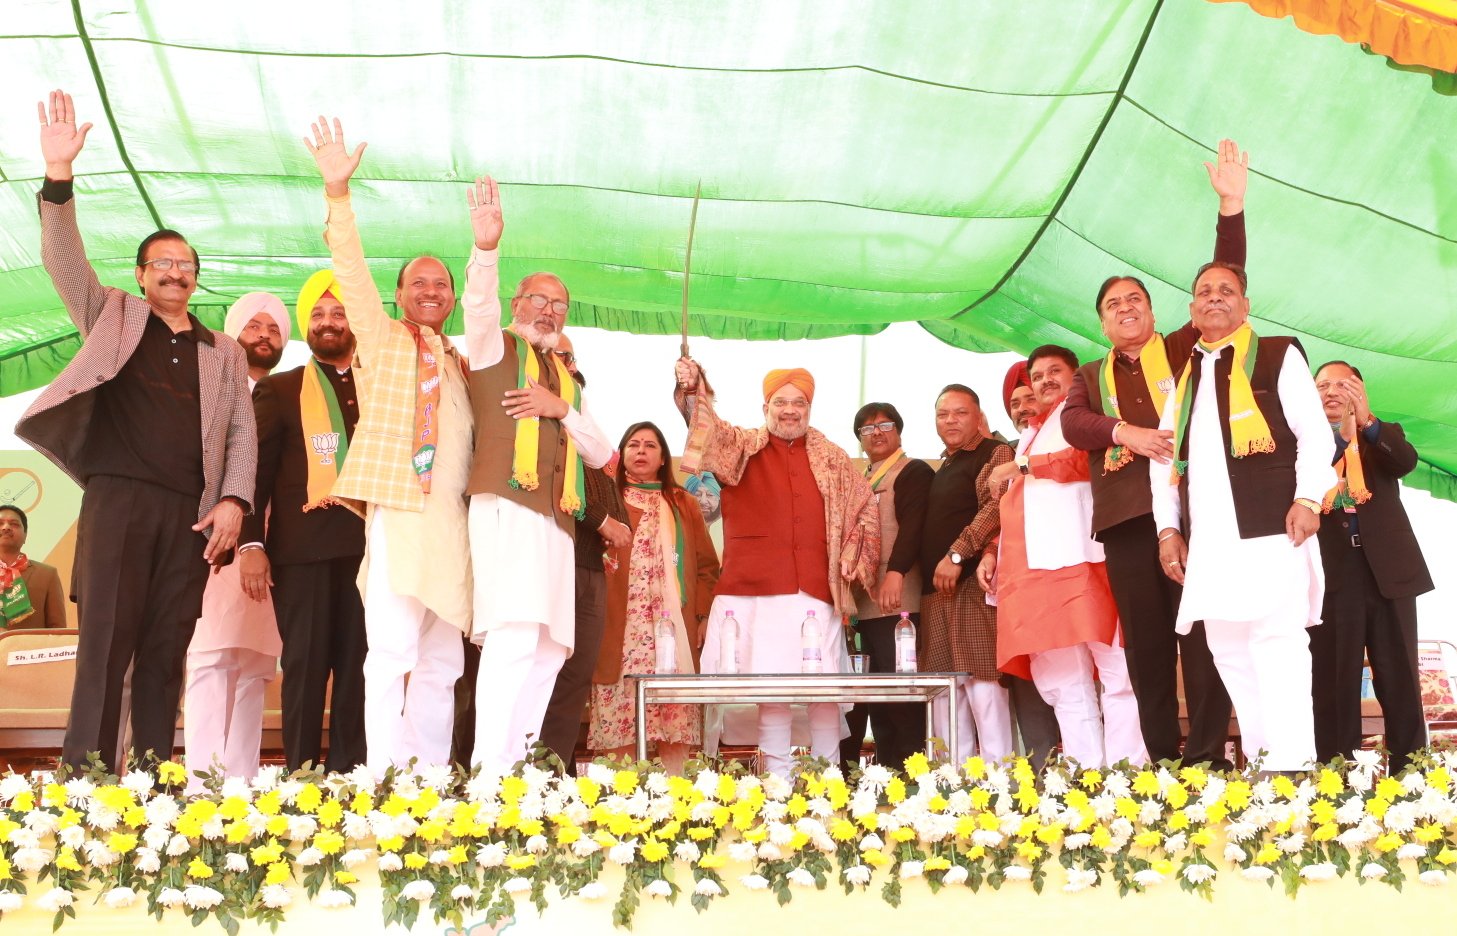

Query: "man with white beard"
<box><xmin>460</xmin><ymin>178</ymin><xmax>614</xmax><ymax>775</ymax></box>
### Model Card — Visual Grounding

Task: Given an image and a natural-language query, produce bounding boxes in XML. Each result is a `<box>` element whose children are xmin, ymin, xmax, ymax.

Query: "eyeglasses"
<box><xmin>553</xmin><ymin>350</ymin><xmax>576</xmax><ymax>366</ymax></box>
<box><xmin>519</xmin><ymin>293</ymin><xmax>569</xmax><ymax>315</ymax></box>
<box><xmin>141</xmin><ymin>258</ymin><xmax>198</xmax><ymax>273</ymax></box>
<box><xmin>856</xmin><ymin>421</ymin><xmax>897</xmax><ymax>437</ymax></box>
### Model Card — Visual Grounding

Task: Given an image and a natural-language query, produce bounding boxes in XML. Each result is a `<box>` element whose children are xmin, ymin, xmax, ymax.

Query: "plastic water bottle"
<box><xmin>894</xmin><ymin>612</ymin><xmax>918</xmax><ymax>673</ymax></box>
<box><xmin>801</xmin><ymin>610</ymin><xmax>823</xmax><ymax>673</ymax></box>
<box><xmin>719</xmin><ymin>610</ymin><xmax>739</xmax><ymax>673</ymax></box>
<box><xmin>655</xmin><ymin>613</ymin><xmax>678</xmax><ymax>674</ymax></box>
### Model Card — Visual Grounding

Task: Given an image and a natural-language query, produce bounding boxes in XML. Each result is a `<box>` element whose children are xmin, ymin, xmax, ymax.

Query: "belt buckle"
<box><xmin>1350</xmin><ymin>534</ymin><xmax>1361</xmax><ymax>548</ymax></box>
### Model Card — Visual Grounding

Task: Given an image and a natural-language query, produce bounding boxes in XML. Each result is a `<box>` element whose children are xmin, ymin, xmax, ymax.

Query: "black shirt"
<box><xmin>919</xmin><ymin>437</ymin><xmax>1007</xmax><ymax>595</ymax></box>
<box><xmin>78</xmin><ymin>310</ymin><xmax>210</xmax><ymax>498</ymax></box>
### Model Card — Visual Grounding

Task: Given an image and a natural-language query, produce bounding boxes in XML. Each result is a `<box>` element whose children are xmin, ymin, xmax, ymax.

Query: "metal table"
<box><xmin>628</xmin><ymin>672</ymin><xmax>967</xmax><ymax>762</ymax></box>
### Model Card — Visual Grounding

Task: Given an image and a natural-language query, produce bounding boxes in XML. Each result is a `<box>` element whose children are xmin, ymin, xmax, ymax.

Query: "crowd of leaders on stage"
<box><xmin>9</xmin><ymin>92</ymin><xmax>1434</xmax><ymax>786</ymax></box>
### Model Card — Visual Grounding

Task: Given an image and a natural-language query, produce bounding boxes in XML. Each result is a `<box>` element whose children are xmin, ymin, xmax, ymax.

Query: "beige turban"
<box><xmin>223</xmin><ymin>292</ymin><xmax>290</xmax><ymax>342</ymax></box>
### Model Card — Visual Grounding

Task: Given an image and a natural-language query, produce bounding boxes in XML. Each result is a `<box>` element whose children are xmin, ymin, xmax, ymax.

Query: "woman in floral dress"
<box><xmin>590</xmin><ymin>422</ymin><xmax>719</xmax><ymax>774</ymax></box>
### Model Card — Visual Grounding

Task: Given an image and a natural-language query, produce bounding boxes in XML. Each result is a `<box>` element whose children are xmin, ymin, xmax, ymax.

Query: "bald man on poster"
<box><xmin>674</xmin><ymin>359</ymin><xmax>880</xmax><ymax>777</ymax></box>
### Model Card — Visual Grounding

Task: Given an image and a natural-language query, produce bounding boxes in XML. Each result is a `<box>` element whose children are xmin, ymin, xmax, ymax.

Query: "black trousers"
<box><xmin>64</xmin><ymin>476</ymin><xmax>210</xmax><ymax>771</ymax></box>
<box><xmin>1102</xmin><ymin>513</ymin><xmax>1233</xmax><ymax>769</ymax></box>
<box><xmin>840</xmin><ymin>614</ymin><xmax>926</xmax><ymax>772</ymax></box>
<box><xmin>1008</xmin><ymin>674</ymin><xmax>1060</xmax><ymax>768</ymax></box>
<box><xmin>271</xmin><ymin>555</ymin><xmax>367</xmax><ymax>773</ymax></box>
<box><xmin>451</xmin><ymin>638</ymin><xmax>482</xmax><ymax>767</ymax></box>
<box><xmin>1311</xmin><ymin>541</ymin><xmax>1425</xmax><ymax>772</ymax></box>
<box><xmin>540</xmin><ymin>567</ymin><xmax>608</xmax><ymax>774</ymax></box>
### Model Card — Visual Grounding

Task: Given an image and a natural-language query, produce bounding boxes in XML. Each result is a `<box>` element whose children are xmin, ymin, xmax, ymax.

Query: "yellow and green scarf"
<box><xmin>1171</xmin><ymin>322</ymin><xmax>1275</xmax><ymax>482</ymax></box>
<box><xmin>299</xmin><ymin>358</ymin><xmax>351</xmax><ymax>511</ymax></box>
<box><xmin>509</xmin><ymin>338</ymin><xmax>585</xmax><ymax>519</ymax></box>
<box><xmin>1323</xmin><ymin>431</ymin><xmax>1373</xmax><ymax>512</ymax></box>
<box><xmin>1099</xmin><ymin>334</ymin><xmax>1174</xmax><ymax>473</ymax></box>
<box><xmin>865</xmin><ymin>449</ymin><xmax>905</xmax><ymax>492</ymax></box>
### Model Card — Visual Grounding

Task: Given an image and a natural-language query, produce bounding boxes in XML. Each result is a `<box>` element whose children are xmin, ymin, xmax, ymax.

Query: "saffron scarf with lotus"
<box><xmin>1099</xmin><ymin>334</ymin><xmax>1174</xmax><ymax>473</ymax></box>
<box><xmin>299</xmin><ymin>358</ymin><xmax>351</xmax><ymax>511</ymax></box>
<box><xmin>1323</xmin><ymin>428</ymin><xmax>1373</xmax><ymax>512</ymax></box>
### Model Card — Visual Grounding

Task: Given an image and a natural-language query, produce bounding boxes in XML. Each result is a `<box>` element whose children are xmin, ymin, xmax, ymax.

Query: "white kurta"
<box><xmin>1151</xmin><ymin>344</ymin><xmax>1335</xmax><ymax>634</ymax></box>
<box><xmin>461</xmin><ymin>246</ymin><xmax>613</xmax><ymax>651</ymax></box>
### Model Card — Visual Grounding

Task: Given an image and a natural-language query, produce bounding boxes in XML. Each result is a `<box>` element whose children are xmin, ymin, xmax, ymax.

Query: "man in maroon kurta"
<box><xmin>675</xmin><ymin>361</ymin><xmax>879</xmax><ymax>776</ymax></box>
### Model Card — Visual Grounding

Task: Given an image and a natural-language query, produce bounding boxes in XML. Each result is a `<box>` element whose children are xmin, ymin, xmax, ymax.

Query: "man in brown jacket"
<box><xmin>0</xmin><ymin>506</ymin><xmax>66</xmax><ymax>630</ymax></box>
<box><xmin>19</xmin><ymin>91</ymin><xmax>256</xmax><ymax>771</ymax></box>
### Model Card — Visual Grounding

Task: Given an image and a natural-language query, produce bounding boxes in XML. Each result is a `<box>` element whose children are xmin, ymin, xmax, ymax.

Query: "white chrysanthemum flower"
<box><xmin>38</xmin><ymin>887</ymin><xmax>75</xmax><ymax>911</ymax></box>
<box><xmin>1349</xmin><ymin>749</ymin><xmax>1382</xmax><ymax>770</ymax></box>
<box><xmin>316</xmin><ymin>888</ymin><xmax>354</xmax><ymax>908</ymax></box>
<box><xmin>971</xmin><ymin>829</ymin><xmax>1003</xmax><ymax>848</ymax></box>
<box><xmin>1397</xmin><ymin>843</ymin><xmax>1428</xmax><ymax>861</ymax></box>
<box><xmin>104</xmin><ymin>886</ymin><xmax>138</xmax><ymax>909</ymax></box>
<box><xmin>83</xmin><ymin>840</ymin><xmax>119</xmax><ymax>867</ymax></box>
<box><xmin>135</xmin><ymin>846</ymin><xmax>161</xmax><ymax>874</ymax></box>
<box><xmin>0</xmin><ymin>893</ymin><xmax>20</xmax><ymax>913</ymax></box>
<box><xmin>339</xmin><ymin>848</ymin><xmax>368</xmax><ymax>869</ymax></box>
<box><xmin>757</xmin><ymin>801</ymin><xmax>787</xmax><ymax>825</ymax></box>
<box><xmin>694</xmin><ymin>877</ymin><xmax>723</xmax><ymax>897</ymax></box>
<box><xmin>608</xmin><ymin>841</ymin><xmax>638</xmax><ymax>865</ymax></box>
<box><xmin>1334</xmin><ymin>797</ymin><xmax>1367</xmax><ymax>825</ymax></box>
<box><xmin>1132</xmin><ymin>868</ymin><xmax>1166</xmax><ymax>887</ymax></box>
<box><xmin>295</xmin><ymin>846</ymin><xmax>324</xmax><ymax>867</ymax></box>
<box><xmin>739</xmin><ymin>874</ymin><xmax>770</xmax><ymax>891</ymax></box>
<box><xmin>843</xmin><ymin>864</ymin><xmax>871</xmax><ymax>886</ymax></box>
<box><xmin>672</xmin><ymin>841</ymin><xmax>702</xmax><ymax>864</ymax></box>
<box><xmin>251</xmin><ymin>764</ymin><xmax>284</xmax><ymax>791</ymax></box>
<box><xmin>286</xmin><ymin>815</ymin><xmax>318</xmax><ymax>842</ymax></box>
<box><xmin>260</xmin><ymin>884</ymin><xmax>292</xmax><ymax>908</ymax></box>
<box><xmin>898</xmin><ymin>861</ymin><xmax>924</xmax><ymax>880</ymax></box>
<box><xmin>767</xmin><ymin>821</ymin><xmax>794</xmax><ymax>846</ymax></box>
<box><xmin>1241</xmin><ymin>866</ymin><xmax>1275</xmax><ymax>882</ymax></box>
<box><xmin>145</xmin><ymin>794</ymin><xmax>181</xmax><ymax>829</ymax></box>
<box><xmin>1090</xmin><ymin>793</ymin><xmax>1117</xmax><ymax>822</ymax></box>
<box><xmin>1102</xmin><ymin>772</ymin><xmax>1131</xmax><ymax>799</ymax></box>
<box><xmin>576</xmin><ymin>882</ymin><xmax>608</xmax><ymax>900</ymax></box>
<box><xmin>1223</xmin><ymin>843</ymin><xmax>1247</xmax><ymax>863</ymax></box>
<box><xmin>0</xmin><ymin>773</ymin><xmax>33</xmax><ymax>803</ymax></box>
<box><xmin>86</xmin><ymin>805</ymin><xmax>121</xmax><ymax>832</ymax></box>
<box><xmin>1384</xmin><ymin>804</ymin><xmax>1417</xmax><ymax>834</ymax></box>
<box><xmin>1063</xmin><ymin>867</ymin><xmax>1099</xmax><ymax>892</ymax></box>
<box><xmin>1184</xmin><ymin>803</ymin><xmax>1208</xmax><ymax>824</ymax></box>
<box><xmin>727</xmin><ymin>841</ymin><xmax>756</xmax><ymax>863</ymax></box>
<box><xmin>416</xmin><ymin>763</ymin><xmax>453</xmax><ymax>791</ymax></box>
<box><xmin>13</xmin><ymin>847</ymin><xmax>51</xmax><ymax>873</ymax></box>
<box><xmin>183</xmin><ymin>885</ymin><xmax>224</xmax><ymax>909</ymax></box>
<box><xmin>644</xmin><ymin>771</ymin><xmax>670</xmax><ymax>796</ymax></box>
<box><xmin>858</xmin><ymin>833</ymin><xmax>884</xmax><ymax>852</ymax></box>
<box><xmin>1419</xmin><ymin>870</ymin><xmax>1448</xmax><ymax>887</ymax></box>
<box><xmin>57</xmin><ymin>823</ymin><xmax>85</xmax><ymax>849</ymax></box>
<box><xmin>157</xmin><ymin>887</ymin><xmax>186</xmax><ymax>908</ymax></box>
<box><xmin>859</xmin><ymin>765</ymin><xmax>892</xmax><ymax>791</ymax></box>
<box><xmin>1299</xmin><ymin>862</ymin><xmax>1337</xmax><ymax>882</ymax></box>
<box><xmin>644</xmin><ymin>879</ymin><xmax>673</xmax><ymax>898</ymax></box>
<box><xmin>1163</xmin><ymin>832</ymin><xmax>1188</xmax><ymax>854</ymax></box>
<box><xmin>218</xmin><ymin>776</ymin><xmax>251</xmax><ymax>802</ymax></box>
<box><xmin>521</xmin><ymin>833</ymin><xmax>548</xmax><ymax>855</ymax></box>
<box><xmin>428</xmin><ymin>849</ymin><xmax>452</xmax><ymax>866</ymax></box>
<box><xmin>377</xmin><ymin>851</ymin><xmax>403</xmax><ymax>872</ymax></box>
<box><xmin>450</xmin><ymin>884</ymin><xmax>474</xmax><ymax>901</ymax></box>
<box><xmin>1276</xmin><ymin>833</ymin><xmax>1306</xmax><ymax>854</ymax></box>
<box><xmin>1348</xmin><ymin>769</ymin><xmax>1374</xmax><ymax>794</ymax></box>
<box><xmin>943</xmin><ymin>865</ymin><xmax>970</xmax><ymax>886</ymax></box>
<box><xmin>691</xmin><ymin>769</ymin><xmax>720</xmax><ymax>797</ymax></box>
<box><xmin>1224</xmin><ymin>821</ymin><xmax>1257</xmax><ymax>843</ymax></box>
<box><xmin>22</xmin><ymin>811</ymin><xmax>57</xmax><ymax>836</ymax></box>
<box><xmin>473</xmin><ymin>842</ymin><xmax>506</xmax><ymax>867</ymax></box>
<box><xmin>806</xmin><ymin>797</ymin><xmax>833</xmax><ymax>818</ymax></box>
<box><xmin>1041</xmin><ymin>771</ymin><xmax>1069</xmax><ymax>798</ymax></box>
<box><xmin>63</xmin><ymin>776</ymin><xmax>96</xmax><ymax>806</ymax></box>
<box><xmin>1361</xmin><ymin>863</ymin><xmax>1388</xmax><ymax>880</ymax></box>
<box><xmin>1182</xmin><ymin>863</ymin><xmax>1216</xmax><ymax>884</ymax></box>
<box><xmin>223</xmin><ymin>852</ymin><xmax>248</xmax><ymax>873</ymax></box>
<box><xmin>1003</xmin><ymin>865</ymin><xmax>1032</xmax><ymax>881</ymax></box>
<box><xmin>756</xmin><ymin>842</ymin><xmax>783</xmax><ymax>862</ymax></box>
<box><xmin>164</xmin><ymin>833</ymin><xmax>189</xmax><ymax>858</ymax></box>
<box><xmin>1063</xmin><ymin>832</ymin><xmax>1092</xmax><ymax>850</ymax></box>
<box><xmin>401</xmin><ymin>879</ymin><xmax>435</xmax><ymax>902</ymax></box>
<box><xmin>571</xmin><ymin>837</ymin><xmax>601</xmax><ymax>858</ymax></box>
<box><xmin>787</xmin><ymin>867</ymin><xmax>816</xmax><ymax>887</ymax></box>
<box><xmin>503</xmin><ymin>877</ymin><xmax>532</xmax><ymax>895</ymax></box>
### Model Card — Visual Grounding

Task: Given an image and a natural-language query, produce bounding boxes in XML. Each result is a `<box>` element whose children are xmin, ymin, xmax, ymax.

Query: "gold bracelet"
<box><xmin>1157</xmin><ymin>530</ymin><xmax>1180</xmax><ymax>543</ymax></box>
<box><xmin>1294</xmin><ymin>498</ymin><xmax>1320</xmax><ymax>515</ymax></box>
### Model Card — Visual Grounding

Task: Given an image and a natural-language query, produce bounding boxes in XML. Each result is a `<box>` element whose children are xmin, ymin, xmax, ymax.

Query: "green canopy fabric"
<box><xmin>1</xmin><ymin>0</ymin><xmax>1454</xmax><ymax>499</ymax></box>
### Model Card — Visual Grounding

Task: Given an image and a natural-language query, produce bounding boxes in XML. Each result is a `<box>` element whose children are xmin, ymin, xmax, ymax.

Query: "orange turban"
<box><xmin>763</xmin><ymin>368</ymin><xmax>815</xmax><ymax>403</ymax></box>
<box><xmin>1002</xmin><ymin>361</ymin><xmax>1031</xmax><ymax>417</ymax></box>
<box><xmin>295</xmin><ymin>268</ymin><xmax>340</xmax><ymax>339</ymax></box>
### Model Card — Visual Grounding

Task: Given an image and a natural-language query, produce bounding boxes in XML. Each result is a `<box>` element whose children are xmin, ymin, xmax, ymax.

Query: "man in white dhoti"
<box><xmin>1150</xmin><ymin>262</ymin><xmax>1334</xmax><ymax>772</ymax></box>
<box><xmin>459</xmin><ymin>179</ymin><xmax>614</xmax><ymax>776</ymax></box>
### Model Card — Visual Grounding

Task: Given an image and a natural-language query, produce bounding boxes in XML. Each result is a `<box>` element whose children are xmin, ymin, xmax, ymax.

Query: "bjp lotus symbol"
<box><xmin>311</xmin><ymin>432</ymin><xmax>341</xmax><ymax>465</ymax></box>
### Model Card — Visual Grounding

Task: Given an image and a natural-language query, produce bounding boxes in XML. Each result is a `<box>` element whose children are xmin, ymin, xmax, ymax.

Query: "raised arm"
<box><xmin>464</xmin><ymin>176</ymin><xmax>507</xmax><ymax>369</ymax></box>
<box><xmin>36</xmin><ymin>90</ymin><xmax>110</xmax><ymax>334</ymax></box>
<box><xmin>305</xmin><ymin>117</ymin><xmax>390</xmax><ymax>354</ymax></box>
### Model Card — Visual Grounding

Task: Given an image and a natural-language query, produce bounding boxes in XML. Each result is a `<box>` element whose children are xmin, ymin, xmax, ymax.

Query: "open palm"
<box><xmin>467</xmin><ymin>176</ymin><xmax>504</xmax><ymax>250</ymax></box>
<box><xmin>38</xmin><ymin>90</ymin><xmax>93</xmax><ymax>170</ymax></box>
<box><xmin>304</xmin><ymin>116</ymin><xmax>367</xmax><ymax>192</ymax></box>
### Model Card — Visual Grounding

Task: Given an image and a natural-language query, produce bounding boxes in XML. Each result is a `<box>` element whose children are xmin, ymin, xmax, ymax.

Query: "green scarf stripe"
<box><xmin>311</xmin><ymin>359</ymin><xmax>350</xmax><ymax>466</ymax></box>
<box><xmin>1097</xmin><ymin>355</ymin><xmax>1126</xmax><ymax>466</ymax></box>
<box><xmin>508</xmin><ymin>339</ymin><xmax>531</xmax><ymax>491</ymax></box>
<box><xmin>1172</xmin><ymin>332</ymin><xmax>1262</xmax><ymax>475</ymax></box>
<box><xmin>561</xmin><ymin>359</ymin><xmax>585</xmax><ymax>520</ymax></box>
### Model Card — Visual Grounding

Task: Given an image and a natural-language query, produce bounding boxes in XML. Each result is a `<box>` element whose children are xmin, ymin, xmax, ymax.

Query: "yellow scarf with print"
<box><xmin>508</xmin><ymin>336</ymin><xmax>585</xmax><ymax>519</ymax></box>
<box><xmin>299</xmin><ymin>358</ymin><xmax>350</xmax><ymax>511</ymax></box>
<box><xmin>1099</xmin><ymin>334</ymin><xmax>1174</xmax><ymax>473</ymax></box>
<box><xmin>1322</xmin><ymin>426</ymin><xmax>1373</xmax><ymax>512</ymax></box>
<box><xmin>1170</xmin><ymin>322</ymin><xmax>1274</xmax><ymax>482</ymax></box>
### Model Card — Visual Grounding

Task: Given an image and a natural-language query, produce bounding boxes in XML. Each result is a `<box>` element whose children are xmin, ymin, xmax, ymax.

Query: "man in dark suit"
<box><xmin>0</xmin><ymin>505</ymin><xmax>67</xmax><ymax>630</ymax></box>
<box><xmin>1310</xmin><ymin>361</ymin><xmax>1434</xmax><ymax>773</ymax></box>
<box><xmin>238</xmin><ymin>270</ymin><xmax>368</xmax><ymax>773</ymax></box>
<box><xmin>18</xmin><ymin>91</ymin><xmax>256</xmax><ymax>772</ymax></box>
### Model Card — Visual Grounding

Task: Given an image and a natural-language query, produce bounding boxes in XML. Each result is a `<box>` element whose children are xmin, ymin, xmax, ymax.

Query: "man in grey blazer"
<box><xmin>17</xmin><ymin>90</ymin><xmax>257</xmax><ymax>773</ymax></box>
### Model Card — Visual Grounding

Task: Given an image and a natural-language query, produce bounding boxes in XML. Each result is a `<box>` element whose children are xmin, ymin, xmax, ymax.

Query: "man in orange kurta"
<box><xmin>981</xmin><ymin>346</ymin><xmax>1146</xmax><ymax>768</ymax></box>
<box><xmin>675</xmin><ymin>360</ymin><xmax>879</xmax><ymax>776</ymax></box>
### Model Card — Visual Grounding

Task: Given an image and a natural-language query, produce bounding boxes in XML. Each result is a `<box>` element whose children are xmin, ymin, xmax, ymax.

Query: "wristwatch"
<box><xmin>948</xmin><ymin>551</ymin><xmax>964</xmax><ymax>566</ymax></box>
<box><xmin>1015</xmin><ymin>455</ymin><xmax>1030</xmax><ymax>475</ymax></box>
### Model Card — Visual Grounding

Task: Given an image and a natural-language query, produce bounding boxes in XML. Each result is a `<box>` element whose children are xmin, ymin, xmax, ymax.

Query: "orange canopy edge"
<box><xmin>1215</xmin><ymin>0</ymin><xmax>1457</xmax><ymax>71</ymax></box>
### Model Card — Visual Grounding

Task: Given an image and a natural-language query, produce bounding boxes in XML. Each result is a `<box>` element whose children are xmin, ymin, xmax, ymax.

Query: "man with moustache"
<box><xmin>841</xmin><ymin>402</ymin><xmax>933</xmax><ymax>772</ymax></box>
<box><xmin>535</xmin><ymin>333</ymin><xmax>632</xmax><ymax>773</ymax></box>
<box><xmin>1309</xmin><ymin>361</ymin><xmax>1432</xmax><ymax>772</ymax></box>
<box><xmin>1061</xmin><ymin>140</ymin><xmax>1247</xmax><ymax>768</ymax></box>
<box><xmin>460</xmin><ymin>181</ymin><xmax>615</xmax><ymax>775</ymax></box>
<box><xmin>182</xmin><ymin>292</ymin><xmax>289</xmax><ymax>788</ymax></box>
<box><xmin>308</xmin><ymin>118</ymin><xmax>473</xmax><ymax>770</ymax></box>
<box><xmin>1151</xmin><ymin>263</ymin><xmax>1333</xmax><ymax>772</ymax></box>
<box><xmin>0</xmin><ymin>506</ymin><xmax>66</xmax><ymax>630</ymax></box>
<box><xmin>237</xmin><ymin>271</ymin><xmax>369</xmax><ymax>773</ymax></box>
<box><xmin>673</xmin><ymin>359</ymin><xmax>880</xmax><ymax>777</ymax></box>
<box><xmin>20</xmin><ymin>91</ymin><xmax>256</xmax><ymax>771</ymax></box>
<box><xmin>997</xmin><ymin>363</ymin><xmax>1061</xmax><ymax>768</ymax></box>
<box><xmin>983</xmin><ymin>347</ymin><xmax>1145</xmax><ymax>768</ymax></box>
<box><xmin>920</xmin><ymin>385</ymin><xmax>1014</xmax><ymax>761</ymax></box>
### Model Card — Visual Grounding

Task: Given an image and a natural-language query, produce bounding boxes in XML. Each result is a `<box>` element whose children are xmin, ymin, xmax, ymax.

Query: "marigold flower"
<box><xmin>641</xmin><ymin>840</ymin><xmax>670</xmax><ymax>862</ymax></box>
<box><xmin>404</xmin><ymin>852</ymin><xmax>429</xmax><ymax>870</ymax></box>
<box><xmin>187</xmin><ymin>856</ymin><xmax>214</xmax><ymax>879</ymax></box>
